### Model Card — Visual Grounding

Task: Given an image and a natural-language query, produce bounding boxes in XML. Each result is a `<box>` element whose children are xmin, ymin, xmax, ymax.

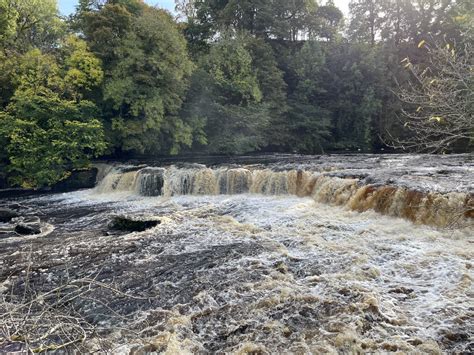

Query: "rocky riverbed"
<box><xmin>0</xmin><ymin>154</ymin><xmax>472</xmax><ymax>353</ymax></box>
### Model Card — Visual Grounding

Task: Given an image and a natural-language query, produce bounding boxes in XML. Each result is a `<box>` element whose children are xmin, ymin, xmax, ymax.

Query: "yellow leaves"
<box><xmin>429</xmin><ymin>116</ymin><xmax>443</xmax><ymax>123</ymax></box>
<box><xmin>404</xmin><ymin>122</ymin><xmax>409</xmax><ymax>127</ymax></box>
<box><xmin>445</xmin><ymin>43</ymin><xmax>455</xmax><ymax>56</ymax></box>
<box><xmin>429</xmin><ymin>79</ymin><xmax>436</xmax><ymax>85</ymax></box>
<box><xmin>416</xmin><ymin>106</ymin><xmax>422</xmax><ymax>112</ymax></box>
<box><xmin>10</xmin><ymin>335</ymin><xmax>24</xmax><ymax>341</ymax></box>
<box><xmin>401</xmin><ymin>55</ymin><xmax>412</xmax><ymax>69</ymax></box>
<box><xmin>417</xmin><ymin>39</ymin><xmax>426</xmax><ymax>48</ymax></box>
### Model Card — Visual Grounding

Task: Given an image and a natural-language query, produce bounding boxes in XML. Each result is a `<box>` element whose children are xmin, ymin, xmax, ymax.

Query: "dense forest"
<box><xmin>0</xmin><ymin>0</ymin><xmax>472</xmax><ymax>188</ymax></box>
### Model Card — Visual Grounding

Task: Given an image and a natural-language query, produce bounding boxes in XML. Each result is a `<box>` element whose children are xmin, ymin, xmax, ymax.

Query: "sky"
<box><xmin>58</xmin><ymin>0</ymin><xmax>350</xmax><ymax>16</ymax></box>
<box><xmin>58</xmin><ymin>0</ymin><xmax>175</xmax><ymax>15</ymax></box>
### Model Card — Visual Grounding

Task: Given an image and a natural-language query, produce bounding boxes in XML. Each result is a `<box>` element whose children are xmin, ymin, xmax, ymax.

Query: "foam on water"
<box><xmin>90</xmin><ymin>163</ymin><xmax>473</xmax><ymax>228</ymax></box>
<box><xmin>2</xmin><ymin>154</ymin><xmax>472</xmax><ymax>353</ymax></box>
<box><xmin>10</xmin><ymin>189</ymin><xmax>471</xmax><ymax>352</ymax></box>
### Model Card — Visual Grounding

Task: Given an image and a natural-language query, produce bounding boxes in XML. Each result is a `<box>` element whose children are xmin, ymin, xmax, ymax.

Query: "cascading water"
<box><xmin>93</xmin><ymin>164</ymin><xmax>472</xmax><ymax>228</ymax></box>
<box><xmin>136</xmin><ymin>167</ymin><xmax>165</xmax><ymax>196</ymax></box>
<box><xmin>1</xmin><ymin>154</ymin><xmax>472</xmax><ymax>354</ymax></box>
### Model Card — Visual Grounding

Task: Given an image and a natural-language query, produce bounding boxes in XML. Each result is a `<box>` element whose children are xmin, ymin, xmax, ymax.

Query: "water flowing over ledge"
<box><xmin>1</xmin><ymin>155</ymin><xmax>472</xmax><ymax>353</ymax></box>
<box><xmin>94</xmin><ymin>160</ymin><xmax>473</xmax><ymax>228</ymax></box>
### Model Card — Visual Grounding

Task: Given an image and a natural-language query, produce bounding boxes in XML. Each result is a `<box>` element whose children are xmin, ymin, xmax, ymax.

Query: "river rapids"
<box><xmin>0</xmin><ymin>154</ymin><xmax>472</xmax><ymax>353</ymax></box>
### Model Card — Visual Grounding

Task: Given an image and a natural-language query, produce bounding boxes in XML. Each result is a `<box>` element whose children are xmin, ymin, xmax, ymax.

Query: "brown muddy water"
<box><xmin>0</xmin><ymin>154</ymin><xmax>472</xmax><ymax>353</ymax></box>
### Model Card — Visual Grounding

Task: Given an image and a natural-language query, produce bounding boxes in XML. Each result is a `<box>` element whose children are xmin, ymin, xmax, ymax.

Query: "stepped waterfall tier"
<box><xmin>94</xmin><ymin>160</ymin><xmax>473</xmax><ymax>228</ymax></box>
<box><xmin>0</xmin><ymin>154</ymin><xmax>472</xmax><ymax>353</ymax></box>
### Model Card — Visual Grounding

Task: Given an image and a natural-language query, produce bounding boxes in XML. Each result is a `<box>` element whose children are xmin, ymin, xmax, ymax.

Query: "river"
<box><xmin>0</xmin><ymin>154</ymin><xmax>472</xmax><ymax>353</ymax></box>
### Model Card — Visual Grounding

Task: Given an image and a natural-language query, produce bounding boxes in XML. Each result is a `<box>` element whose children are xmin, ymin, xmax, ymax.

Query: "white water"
<box><xmin>18</xmin><ymin>190</ymin><xmax>473</xmax><ymax>353</ymax></box>
<box><xmin>2</xmin><ymin>155</ymin><xmax>472</xmax><ymax>353</ymax></box>
<box><xmin>92</xmin><ymin>164</ymin><xmax>473</xmax><ymax>228</ymax></box>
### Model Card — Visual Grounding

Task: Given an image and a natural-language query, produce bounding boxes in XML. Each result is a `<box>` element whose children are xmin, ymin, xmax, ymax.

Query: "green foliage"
<box><xmin>0</xmin><ymin>42</ymin><xmax>106</xmax><ymax>188</ymax></box>
<box><xmin>75</xmin><ymin>2</ymin><xmax>135</xmax><ymax>67</ymax></box>
<box><xmin>321</xmin><ymin>43</ymin><xmax>383</xmax><ymax>150</ymax></box>
<box><xmin>181</xmin><ymin>34</ymin><xmax>271</xmax><ymax>154</ymax></box>
<box><xmin>0</xmin><ymin>111</ymin><xmax>105</xmax><ymax>188</ymax></box>
<box><xmin>245</xmin><ymin>37</ymin><xmax>287</xmax><ymax>115</ymax></box>
<box><xmin>285</xmin><ymin>41</ymin><xmax>331</xmax><ymax>153</ymax></box>
<box><xmin>76</xmin><ymin>1</ymin><xmax>198</xmax><ymax>155</ymax></box>
<box><xmin>0</xmin><ymin>0</ymin><xmax>64</xmax><ymax>53</ymax></box>
<box><xmin>62</xmin><ymin>35</ymin><xmax>104</xmax><ymax>96</ymax></box>
<box><xmin>102</xmin><ymin>6</ymin><xmax>194</xmax><ymax>154</ymax></box>
<box><xmin>207</xmin><ymin>34</ymin><xmax>262</xmax><ymax>104</ymax></box>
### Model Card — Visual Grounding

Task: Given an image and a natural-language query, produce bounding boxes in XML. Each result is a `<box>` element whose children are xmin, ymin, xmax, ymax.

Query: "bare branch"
<box><xmin>387</xmin><ymin>40</ymin><xmax>473</xmax><ymax>152</ymax></box>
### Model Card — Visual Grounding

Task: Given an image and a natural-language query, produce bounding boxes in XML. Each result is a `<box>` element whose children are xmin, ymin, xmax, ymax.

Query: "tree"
<box><xmin>320</xmin><ymin>42</ymin><xmax>385</xmax><ymax>150</ymax></box>
<box><xmin>314</xmin><ymin>1</ymin><xmax>344</xmax><ymax>41</ymax></box>
<box><xmin>283</xmin><ymin>41</ymin><xmax>331</xmax><ymax>153</ymax></box>
<box><xmin>348</xmin><ymin>0</ymin><xmax>384</xmax><ymax>46</ymax></box>
<box><xmin>0</xmin><ymin>0</ymin><xmax>64</xmax><ymax>54</ymax></box>
<box><xmin>102</xmin><ymin>6</ymin><xmax>194</xmax><ymax>154</ymax></box>
<box><xmin>0</xmin><ymin>0</ymin><xmax>65</xmax><ymax>108</ymax></box>
<box><xmin>180</xmin><ymin>34</ymin><xmax>271</xmax><ymax>154</ymax></box>
<box><xmin>0</xmin><ymin>40</ymin><xmax>106</xmax><ymax>188</ymax></box>
<box><xmin>389</xmin><ymin>41</ymin><xmax>473</xmax><ymax>152</ymax></box>
<box><xmin>74</xmin><ymin>1</ymin><xmax>138</xmax><ymax>67</ymax></box>
<box><xmin>181</xmin><ymin>0</ymin><xmax>331</xmax><ymax>42</ymax></box>
<box><xmin>76</xmin><ymin>1</ymin><xmax>198</xmax><ymax>155</ymax></box>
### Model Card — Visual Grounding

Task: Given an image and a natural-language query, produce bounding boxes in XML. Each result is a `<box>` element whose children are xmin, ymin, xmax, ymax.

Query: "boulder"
<box><xmin>15</xmin><ymin>222</ymin><xmax>41</xmax><ymax>235</ymax></box>
<box><xmin>0</xmin><ymin>208</ymin><xmax>19</xmax><ymax>223</ymax></box>
<box><xmin>52</xmin><ymin>168</ymin><xmax>98</xmax><ymax>192</ymax></box>
<box><xmin>108</xmin><ymin>216</ymin><xmax>160</xmax><ymax>233</ymax></box>
<box><xmin>13</xmin><ymin>216</ymin><xmax>42</xmax><ymax>235</ymax></box>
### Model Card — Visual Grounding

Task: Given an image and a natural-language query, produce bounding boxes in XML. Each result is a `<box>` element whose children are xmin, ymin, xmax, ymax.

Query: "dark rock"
<box><xmin>442</xmin><ymin>332</ymin><xmax>469</xmax><ymax>342</ymax></box>
<box><xmin>15</xmin><ymin>223</ymin><xmax>41</xmax><ymax>235</ymax></box>
<box><xmin>13</xmin><ymin>216</ymin><xmax>42</xmax><ymax>235</ymax></box>
<box><xmin>0</xmin><ymin>208</ymin><xmax>19</xmax><ymax>223</ymax></box>
<box><xmin>119</xmin><ymin>165</ymin><xmax>147</xmax><ymax>173</ymax></box>
<box><xmin>388</xmin><ymin>286</ymin><xmax>414</xmax><ymax>294</ymax></box>
<box><xmin>0</xmin><ymin>171</ymin><xmax>7</xmax><ymax>189</ymax></box>
<box><xmin>0</xmin><ymin>188</ymin><xmax>46</xmax><ymax>199</ymax></box>
<box><xmin>407</xmin><ymin>338</ymin><xmax>423</xmax><ymax>346</ymax></box>
<box><xmin>7</xmin><ymin>203</ymin><xmax>21</xmax><ymax>210</ymax></box>
<box><xmin>108</xmin><ymin>216</ymin><xmax>160</xmax><ymax>233</ymax></box>
<box><xmin>0</xmin><ymin>169</ymin><xmax>98</xmax><ymax>198</ymax></box>
<box><xmin>52</xmin><ymin>168</ymin><xmax>98</xmax><ymax>192</ymax></box>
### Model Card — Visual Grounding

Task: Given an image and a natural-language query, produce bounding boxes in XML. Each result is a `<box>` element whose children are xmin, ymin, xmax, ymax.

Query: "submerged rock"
<box><xmin>15</xmin><ymin>223</ymin><xmax>41</xmax><ymax>235</ymax></box>
<box><xmin>108</xmin><ymin>216</ymin><xmax>160</xmax><ymax>233</ymax></box>
<box><xmin>13</xmin><ymin>216</ymin><xmax>42</xmax><ymax>235</ymax></box>
<box><xmin>0</xmin><ymin>208</ymin><xmax>19</xmax><ymax>223</ymax></box>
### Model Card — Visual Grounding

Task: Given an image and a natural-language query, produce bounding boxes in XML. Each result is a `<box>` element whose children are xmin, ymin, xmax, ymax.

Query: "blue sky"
<box><xmin>58</xmin><ymin>1</ymin><xmax>350</xmax><ymax>16</ymax></box>
<box><xmin>58</xmin><ymin>0</ymin><xmax>176</xmax><ymax>15</ymax></box>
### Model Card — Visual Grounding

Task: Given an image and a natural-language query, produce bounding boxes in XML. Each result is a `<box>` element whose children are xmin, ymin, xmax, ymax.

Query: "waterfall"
<box><xmin>94</xmin><ymin>168</ymin><xmax>140</xmax><ymax>194</ymax></box>
<box><xmin>92</xmin><ymin>164</ymin><xmax>472</xmax><ymax>228</ymax></box>
<box><xmin>136</xmin><ymin>168</ymin><xmax>165</xmax><ymax>196</ymax></box>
